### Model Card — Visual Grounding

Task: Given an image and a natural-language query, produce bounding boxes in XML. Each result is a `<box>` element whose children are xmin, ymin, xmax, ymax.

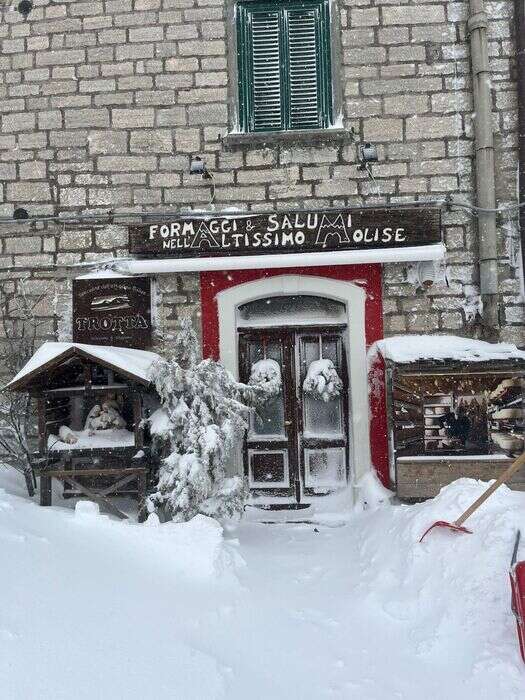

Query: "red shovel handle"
<box><xmin>420</xmin><ymin>452</ymin><xmax>525</xmax><ymax>542</ymax></box>
<box><xmin>454</xmin><ymin>451</ymin><xmax>525</xmax><ymax>528</ymax></box>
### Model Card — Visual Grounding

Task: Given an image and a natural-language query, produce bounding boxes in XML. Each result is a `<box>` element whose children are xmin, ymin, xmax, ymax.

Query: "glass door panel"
<box><xmin>303</xmin><ymin>397</ymin><xmax>343</xmax><ymax>438</ymax></box>
<box><xmin>246</xmin><ymin>338</ymin><xmax>285</xmax><ymax>439</ymax></box>
<box><xmin>252</xmin><ymin>395</ymin><xmax>285</xmax><ymax>438</ymax></box>
<box><xmin>300</xmin><ymin>335</ymin><xmax>344</xmax><ymax>438</ymax></box>
<box><xmin>249</xmin><ymin>449</ymin><xmax>289</xmax><ymax>488</ymax></box>
<box><xmin>298</xmin><ymin>332</ymin><xmax>348</xmax><ymax>495</ymax></box>
<box><xmin>304</xmin><ymin>447</ymin><xmax>346</xmax><ymax>488</ymax></box>
<box><xmin>239</xmin><ymin>331</ymin><xmax>297</xmax><ymax>496</ymax></box>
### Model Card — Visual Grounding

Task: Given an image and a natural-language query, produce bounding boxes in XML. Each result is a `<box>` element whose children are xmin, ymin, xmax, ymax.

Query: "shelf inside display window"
<box><xmin>391</xmin><ymin>370</ymin><xmax>524</xmax><ymax>460</ymax></box>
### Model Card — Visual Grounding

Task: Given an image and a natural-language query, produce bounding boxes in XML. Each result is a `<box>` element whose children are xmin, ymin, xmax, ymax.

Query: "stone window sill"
<box><xmin>222</xmin><ymin>127</ymin><xmax>351</xmax><ymax>150</ymax></box>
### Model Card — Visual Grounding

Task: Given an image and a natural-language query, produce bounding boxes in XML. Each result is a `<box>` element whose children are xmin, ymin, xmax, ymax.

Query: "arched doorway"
<box><xmin>215</xmin><ymin>275</ymin><xmax>372</xmax><ymax>506</ymax></box>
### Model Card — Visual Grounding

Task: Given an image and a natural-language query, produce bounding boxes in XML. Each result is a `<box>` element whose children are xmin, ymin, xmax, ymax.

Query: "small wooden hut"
<box><xmin>377</xmin><ymin>336</ymin><xmax>525</xmax><ymax>500</ymax></box>
<box><xmin>5</xmin><ymin>342</ymin><xmax>162</xmax><ymax>521</ymax></box>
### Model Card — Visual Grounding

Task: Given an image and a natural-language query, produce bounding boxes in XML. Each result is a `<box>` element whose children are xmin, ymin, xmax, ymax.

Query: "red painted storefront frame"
<box><xmin>200</xmin><ymin>264</ymin><xmax>389</xmax><ymax>486</ymax></box>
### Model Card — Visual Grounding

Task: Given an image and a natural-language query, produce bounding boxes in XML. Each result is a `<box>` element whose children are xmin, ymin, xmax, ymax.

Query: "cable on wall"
<box><xmin>1</xmin><ymin>196</ymin><xmax>525</xmax><ymax>226</ymax></box>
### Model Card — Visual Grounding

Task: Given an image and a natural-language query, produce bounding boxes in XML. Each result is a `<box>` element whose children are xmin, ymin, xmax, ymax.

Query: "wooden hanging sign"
<box><xmin>72</xmin><ymin>276</ymin><xmax>152</xmax><ymax>349</ymax></box>
<box><xmin>128</xmin><ymin>206</ymin><xmax>441</xmax><ymax>258</ymax></box>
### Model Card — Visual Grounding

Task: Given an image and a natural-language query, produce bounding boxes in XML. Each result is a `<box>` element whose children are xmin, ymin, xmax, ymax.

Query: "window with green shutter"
<box><xmin>236</xmin><ymin>0</ymin><xmax>333</xmax><ymax>133</ymax></box>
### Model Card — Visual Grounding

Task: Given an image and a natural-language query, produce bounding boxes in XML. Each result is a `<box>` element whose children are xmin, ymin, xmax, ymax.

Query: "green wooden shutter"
<box><xmin>286</xmin><ymin>8</ymin><xmax>322</xmax><ymax>129</ymax></box>
<box><xmin>237</xmin><ymin>0</ymin><xmax>332</xmax><ymax>133</ymax></box>
<box><xmin>251</xmin><ymin>10</ymin><xmax>284</xmax><ymax>131</ymax></box>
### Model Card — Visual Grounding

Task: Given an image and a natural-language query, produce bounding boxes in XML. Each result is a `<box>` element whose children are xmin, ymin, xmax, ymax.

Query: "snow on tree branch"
<box><xmin>146</xmin><ymin>319</ymin><xmax>261</xmax><ymax>523</ymax></box>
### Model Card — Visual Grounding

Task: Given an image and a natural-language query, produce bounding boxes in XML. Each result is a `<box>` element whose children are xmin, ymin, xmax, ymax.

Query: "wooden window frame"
<box><xmin>248</xmin><ymin>448</ymin><xmax>290</xmax><ymax>488</ymax></box>
<box><xmin>235</xmin><ymin>0</ymin><xmax>334</xmax><ymax>134</ymax></box>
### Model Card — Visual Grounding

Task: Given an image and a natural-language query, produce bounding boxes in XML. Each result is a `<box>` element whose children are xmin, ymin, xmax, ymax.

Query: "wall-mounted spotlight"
<box><xmin>13</xmin><ymin>207</ymin><xmax>29</xmax><ymax>220</ymax></box>
<box><xmin>357</xmin><ymin>142</ymin><xmax>378</xmax><ymax>171</ymax></box>
<box><xmin>190</xmin><ymin>156</ymin><xmax>215</xmax><ymax>203</ymax></box>
<box><xmin>189</xmin><ymin>156</ymin><xmax>212</xmax><ymax>180</ymax></box>
<box><xmin>17</xmin><ymin>0</ymin><xmax>33</xmax><ymax>19</ymax></box>
<box><xmin>406</xmin><ymin>260</ymin><xmax>443</xmax><ymax>290</ymax></box>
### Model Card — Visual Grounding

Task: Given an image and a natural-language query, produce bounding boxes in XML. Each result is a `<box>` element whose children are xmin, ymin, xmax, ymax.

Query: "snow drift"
<box><xmin>1</xmin><ymin>468</ymin><xmax>525</xmax><ymax>698</ymax></box>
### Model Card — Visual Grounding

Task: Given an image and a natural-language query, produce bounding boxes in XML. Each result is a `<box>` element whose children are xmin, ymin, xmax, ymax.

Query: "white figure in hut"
<box><xmin>51</xmin><ymin>396</ymin><xmax>130</xmax><ymax>450</ymax></box>
<box><xmin>58</xmin><ymin>425</ymin><xmax>78</xmax><ymax>445</ymax></box>
<box><xmin>84</xmin><ymin>399</ymin><xmax>126</xmax><ymax>435</ymax></box>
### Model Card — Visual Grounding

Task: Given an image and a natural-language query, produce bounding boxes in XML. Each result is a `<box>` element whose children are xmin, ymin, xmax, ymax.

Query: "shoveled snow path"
<box><xmin>233</xmin><ymin>519</ymin><xmax>522</xmax><ymax>699</ymax></box>
<box><xmin>1</xmin><ymin>470</ymin><xmax>524</xmax><ymax>699</ymax></box>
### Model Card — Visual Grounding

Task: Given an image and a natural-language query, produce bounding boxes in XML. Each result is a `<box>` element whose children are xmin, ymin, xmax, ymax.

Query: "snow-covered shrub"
<box><xmin>147</xmin><ymin>319</ymin><xmax>260</xmax><ymax>523</ymax></box>
<box><xmin>303</xmin><ymin>359</ymin><xmax>343</xmax><ymax>402</ymax></box>
<box><xmin>248</xmin><ymin>358</ymin><xmax>282</xmax><ymax>398</ymax></box>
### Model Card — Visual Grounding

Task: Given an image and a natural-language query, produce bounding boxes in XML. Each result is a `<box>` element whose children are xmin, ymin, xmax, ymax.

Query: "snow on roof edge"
<box><xmin>5</xmin><ymin>342</ymin><xmax>162</xmax><ymax>390</ymax></box>
<box><xmin>75</xmin><ymin>269</ymin><xmax>131</xmax><ymax>280</ymax></box>
<box><xmin>368</xmin><ymin>334</ymin><xmax>525</xmax><ymax>366</ymax></box>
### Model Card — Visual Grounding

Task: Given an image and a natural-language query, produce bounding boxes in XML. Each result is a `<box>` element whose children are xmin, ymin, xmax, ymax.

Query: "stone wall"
<box><xmin>0</xmin><ymin>0</ymin><xmax>523</xmax><ymax>364</ymax></box>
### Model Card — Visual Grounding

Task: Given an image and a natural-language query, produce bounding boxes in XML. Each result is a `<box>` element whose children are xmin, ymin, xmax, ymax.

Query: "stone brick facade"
<box><xmin>0</xmin><ymin>0</ymin><xmax>523</xmax><ymax>370</ymax></box>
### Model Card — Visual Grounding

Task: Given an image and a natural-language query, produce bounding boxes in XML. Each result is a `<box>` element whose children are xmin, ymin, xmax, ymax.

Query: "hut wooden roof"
<box><xmin>373</xmin><ymin>335</ymin><xmax>525</xmax><ymax>366</ymax></box>
<box><xmin>5</xmin><ymin>342</ymin><xmax>161</xmax><ymax>392</ymax></box>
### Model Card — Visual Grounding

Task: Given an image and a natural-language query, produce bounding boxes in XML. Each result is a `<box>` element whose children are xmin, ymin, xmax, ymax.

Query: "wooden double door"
<box><xmin>239</xmin><ymin>327</ymin><xmax>349</xmax><ymax>503</ymax></box>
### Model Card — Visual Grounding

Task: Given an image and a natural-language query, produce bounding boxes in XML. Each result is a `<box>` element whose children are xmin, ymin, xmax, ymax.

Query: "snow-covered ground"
<box><xmin>1</xmin><ymin>466</ymin><xmax>525</xmax><ymax>699</ymax></box>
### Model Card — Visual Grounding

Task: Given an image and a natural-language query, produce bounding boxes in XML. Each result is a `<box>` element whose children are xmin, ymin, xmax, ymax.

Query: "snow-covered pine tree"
<box><xmin>147</xmin><ymin>319</ymin><xmax>260</xmax><ymax>523</ymax></box>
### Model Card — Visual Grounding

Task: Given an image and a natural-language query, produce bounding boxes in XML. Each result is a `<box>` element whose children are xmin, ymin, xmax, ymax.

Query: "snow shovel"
<box><xmin>419</xmin><ymin>451</ymin><xmax>525</xmax><ymax>542</ymax></box>
<box><xmin>509</xmin><ymin>530</ymin><xmax>525</xmax><ymax>663</ymax></box>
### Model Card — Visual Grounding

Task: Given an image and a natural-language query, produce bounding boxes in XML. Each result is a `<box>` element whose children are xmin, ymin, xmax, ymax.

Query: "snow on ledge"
<box><xmin>5</xmin><ymin>342</ymin><xmax>162</xmax><ymax>390</ymax></box>
<box><xmin>370</xmin><ymin>334</ymin><xmax>525</xmax><ymax>365</ymax></box>
<box><xmin>48</xmin><ymin>428</ymin><xmax>136</xmax><ymax>451</ymax></box>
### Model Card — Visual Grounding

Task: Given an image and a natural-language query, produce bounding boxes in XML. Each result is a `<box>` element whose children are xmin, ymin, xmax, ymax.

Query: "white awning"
<box><xmin>115</xmin><ymin>243</ymin><xmax>446</xmax><ymax>275</ymax></box>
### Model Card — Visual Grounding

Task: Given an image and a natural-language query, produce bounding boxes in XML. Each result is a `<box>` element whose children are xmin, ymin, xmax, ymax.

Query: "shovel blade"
<box><xmin>419</xmin><ymin>520</ymin><xmax>472</xmax><ymax>542</ymax></box>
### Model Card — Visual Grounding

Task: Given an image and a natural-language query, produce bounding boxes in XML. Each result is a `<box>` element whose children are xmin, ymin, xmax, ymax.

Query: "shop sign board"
<box><xmin>72</xmin><ymin>276</ymin><xmax>152</xmax><ymax>349</ymax></box>
<box><xmin>128</xmin><ymin>207</ymin><xmax>441</xmax><ymax>258</ymax></box>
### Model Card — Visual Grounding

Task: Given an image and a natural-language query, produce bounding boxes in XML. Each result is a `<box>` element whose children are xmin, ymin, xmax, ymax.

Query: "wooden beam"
<box><xmin>37</xmin><ymin>397</ymin><xmax>46</xmax><ymax>453</ymax></box>
<box><xmin>40</xmin><ymin>475</ymin><xmax>52</xmax><ymax>506</ymax></box>
<box><xmin>132</xmin><ymin>393</ymin><xmax>143</xmax><ymax>449</ymax></box>
<box><xmin>61</xmin><ymin>476</ymin><xmax>128</xmax><ymax>520</ymax></box>
<box><xmin>137</xmin><ymin>470</ymin><xmax>148</xmax><ymax>523</ymax></box>
<box><xmin>43</xmin><ymin>384</ymin><xmax>129</xmax><ymax>397</ymax></box>
<box><xmin>83</xmin><ymin>362</ymin><xmax>92</xmax><ymax>397</ymax></box>
<box><xmin>95</xmin><ymin>473</ymin><xmax>138</xmax><ymax>497</ymax></box>
<box><xmin>42</xmin><ymin>467</ymin><xmax>146</xmax><ymax>478</ymax></box>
